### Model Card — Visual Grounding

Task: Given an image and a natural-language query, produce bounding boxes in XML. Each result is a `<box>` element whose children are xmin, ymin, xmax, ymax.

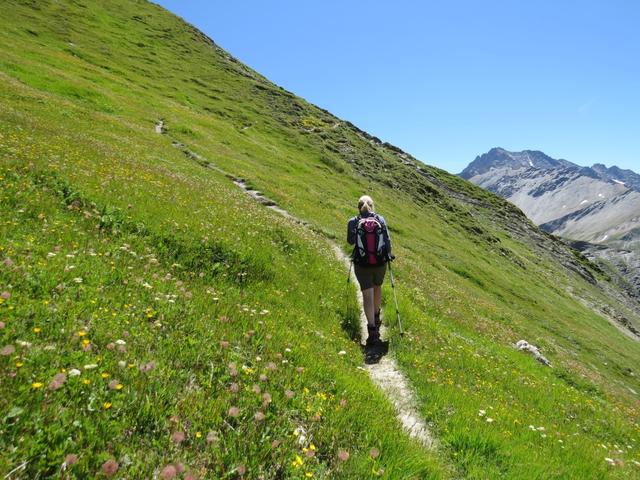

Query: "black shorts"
<box><xmin>354</xmin><ymin>263</ymin><xmax>387</xmax><ymax>291</ymax></box>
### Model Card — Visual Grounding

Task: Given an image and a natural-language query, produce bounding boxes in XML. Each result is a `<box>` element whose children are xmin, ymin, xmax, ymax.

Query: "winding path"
<box><xmin>157</xmin><ymin>121</ymin><xmax>436</xmax><ymax>449</ymax></box>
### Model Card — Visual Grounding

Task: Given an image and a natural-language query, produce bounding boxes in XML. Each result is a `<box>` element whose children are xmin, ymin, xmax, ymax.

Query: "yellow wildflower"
<box><xmin>16</xmin><ymin>362</ymin><xmax>23</xmax><ymax>368</ymax></box>
<box><xmin>33</xmin><ymin>327</ymin><xmax>41</xmax><ymax>333</ymax></box>
<box><xmin>77</xmin><ymin>331</ymin><xmax>87</xmax><ymax>337</ymax></box>
<box><xmin>196</xmin><ymin>431</ymin><xmax>202</xmax><ymax>438</ymax></box>
<box><xmin>32</xmin><ymin>382</ymin><xmax>44</xmax><ymax>389</ymax></box>
<box><xmin>291</xmin><ymin>455</ymin><xmax>304</xmax><ymax>468</ymax></box>
<box><xmin>83</xmin><ymin>379</ymin><xmax>91</xmax><ymax>385</ymax></box>
<box><xmin>82</xmin><ymin>339</ymin><xmax>90</xmax><ymax>346</ymax></box>
<box><xmin>101</xmin><ymin>373</ymin><xmax>110</xmax><ymax>378</ymax></box>
<box><xmin>103</xmin><ymin>402</ymin><xmax>112</xmax><ymax>409</ymax></box>
<box><xmin>305</xmin><ymin>473</ymin><xmax>313</xmax><ymax>478</ymax></box>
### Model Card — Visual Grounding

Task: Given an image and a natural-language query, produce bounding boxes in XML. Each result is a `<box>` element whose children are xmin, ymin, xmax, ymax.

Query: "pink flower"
<box><xmin>228</xmin><ymin>406</ymin><xmax>240</xmax><ymax>418</ymax></box>
<box><xmin>64</xmin><ymin>454</ymin><xmax>78</xmax><ymax>466</ymax></box>
<box><xmin>185</xmin><ymin>473</ymin><xmax>198</xmax><ymax>480</ymax></box>
<box><xmin>262</xmin><ymin>392</ymin><xmax>272</xmax><ymax>406</ymax></box>
<box><xmin>337</xmin><ymin>450</ymin><xmax>350</xmax><ymax>462</ymax></box>
<box><xmin>108</xmin><ymin>380</ymin><xmax>120</xmax><ymax>390</ymax></box>
<box><xmin>2</xmin><ymin>258</ymin><xmax>14</xmax><ymax>267</ymax></box>
<box><xmin>140</xmin><ymin>361</ymin><xmax>157</xmax><ymax>373</ymax></box>
<box><xmin>171</xmin><ymin>431</ymin><xmax>186</xmax><ymax>443</ymax></box>
<box><xmin>370</xmin><ymin>447</ymin><xmax>380</xmax><ymax>458</ymax></box>
<box><xmin>305</xmin><ymin>449</ymin><xmax>315</xmax><ymax>458</ymax></box>
<box><xmin>48</xmin><ymin>373</ymin><xmax>66</xmax><ymax>390</ymax></box>
<box><xmin>266</xmin><ymin>362</ymin><xmax>277</xmax><ymax>371</ymax></box>
<box><xmin>271</xmin><ymin>439</ymin><xmax>280</xmax><ymax>449</ymax></box>
<box><xmin>101</xmin><ymin>459</ymin><xmax>119</xmax><ymax>476</ymax></box>
<box><xmin>1</xmin><ymin>345</ymin><xmax>15</xmax><ymax>356</ymax></box>
<box><xmin>285</xmin><ymin>389</ymin><xmax>295</xmax><ymax>399</ymax></box>
<box><xmin>339</xmin><ymin>399</ymin><xmax>348</xmax><ymax>407</ymax></box>
<box><xmin>206</xmin><ymin>431</ymin><xmax>217</xmax><ymax>443</ymax></box>
<box><xmin>259</xmin><ymin>374</ymin><xmax>268</xmax><ymax>382</ymax></box>
<box><xmin>252</xmin><ymin>384</ymin><xmax>261</xmax><ymax>394</ymax></box>
<box><xmin>0</xmin><ymin>291</ymin><xmax>10</xmax><ymax>300</ymax></box>
<box><xmin>0</xmin><ymin>321</ymin><xmax>5</xmax><ymax>329</ymax></box>
<box><xmin>220</xmin><ymin>340</ymin><xmax>230</xmax><ymax>349</ymax></box>
<box><xmin>296</xmin><ymin>367</ymin><xmax>305</xmax><ymax>373</ymax></box>
<box><xmin>106</xmin><ymin>342</ymin><xmax>115</xmax><ymax>350</ymax></box>
<box><xmin>229</xmin><ymin>383</ymin><xmax>239</xmax><ymax>393</ymax></box>
<box><xmin>236</xmin><ymin>464</ymin><xmax>246</xmax><ymax>475</ymax></box>
<box><xmin>254</xmin><ymin>411</ymin><xmax>265</xmax><ymax>422</ymax></box>
<box><xmin>160</xmin><ymin>465</ymin><xmax>177</xmax><ymax>480</ymax></box>
<box><xmin>175</xmin><ymin>463</ymin><xmax>185</xmax><ymax>474</ymax></box>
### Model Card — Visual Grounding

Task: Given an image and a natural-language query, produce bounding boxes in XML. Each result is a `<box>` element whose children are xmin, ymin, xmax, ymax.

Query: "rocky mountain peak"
<box><xmin>460</xmin><ymin>147</ymin><xmax>573</xmax><ymax>179</ymax></box>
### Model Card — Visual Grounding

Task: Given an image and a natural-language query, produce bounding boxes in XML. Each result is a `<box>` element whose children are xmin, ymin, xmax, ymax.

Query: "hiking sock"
<box><xmin>374</xmin><ymin>309</ymin><xmax>381</xmax><ymax>328</ymax></box>
<box><xmin>366</xmin><ymin>324</ymin><xmax>380</xmax><ymax>344</ymax></box>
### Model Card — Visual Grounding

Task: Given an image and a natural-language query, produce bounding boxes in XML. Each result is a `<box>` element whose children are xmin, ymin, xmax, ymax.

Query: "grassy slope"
<box><xmin>0</xmin><ymin>0</ymin><xmax>639</xmax><ymax>478</ymax></box>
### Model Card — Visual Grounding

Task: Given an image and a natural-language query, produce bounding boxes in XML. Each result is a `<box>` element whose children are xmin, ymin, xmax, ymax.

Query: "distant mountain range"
<box><xmin>460</xmin><ymin>147</ymin><xmax>640</xmax><ymax>293</ymax></box>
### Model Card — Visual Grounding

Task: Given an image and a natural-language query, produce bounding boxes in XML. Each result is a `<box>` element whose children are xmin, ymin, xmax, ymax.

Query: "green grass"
<box><xmin>1</xmin><ymin>0</ymin><xmax>640</xmax><ymax>478</ymax></box>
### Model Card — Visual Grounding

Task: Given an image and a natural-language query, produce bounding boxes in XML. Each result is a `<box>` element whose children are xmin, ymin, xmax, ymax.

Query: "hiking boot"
<box><xmin>366</xmin><ymin>325</ymin><xmax>380</xmax><ymax>345</ymax></box>
<box><xmin>374</xmin><ymin>309</ymin><xmax>382</xmax><ymax>328</ymax></box>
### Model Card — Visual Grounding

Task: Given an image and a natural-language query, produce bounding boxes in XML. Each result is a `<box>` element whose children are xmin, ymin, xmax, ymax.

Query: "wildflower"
<box><xmin>184</xmin><ymin>473</ymin><xmax>198</xmax><ymax>480</ymax></box>
<box><xmin>206</xmin><ymin>431</ymin><xmax>218</xmax><ymax>443</ymax></box>
<box><xmin>33</xmin><ymin>327</ymin><xmax>41</xmax><ymax>333</ymax></box>
<box><xmin>0</xmin><ymin>291</ymin><xmax>11</xmax><ymax>300</ymax></box>
<box><xmin>101</xmin><ymin>459</ymin><xmax>119</xmax><ymax>476</ymax></box>
<box><xmin>229</xmin><ymin>383</ymin><xmax>239</xmax><ymax>393</ymax></box>
<box><xmin>291</xmin><ymin>455</ymin><xmax>304</xmax><ymax>468</ymax></box>
<box><xmin>1</xmin><ymin>344</ymin><xmax>15</xmax><ymax>356</ymax></box>
<box><xmin>77</xmin><ymin>330</ymin><xmax>87</xmax><ymax>337</ymax></box>
<box><xmin>339</xmin><ymin>399</ymin><xmax>348</xmax><ymax>407</ymax></box>
<box><xmin>478</xmin><ymin>409</ymin><xmax>486</xmax><ymax>417</ymax></box>
<box><xmin>160</xmin><ymin>465</ymin><xmax>177</xmax><ymax>480</ymax></box>
<box><xmin>49</xmin><ymin>373</ymin><xmax>66</xmax><ymax>390</ymax></box>
<box><xmin>127</xmin><ymin>363</ymin><xmax>135</xmax><ymax>368</ymax></box>
<box><xmin>0</xmin><ymin>321</ymin><xmax>4</xmax><ymax>329</ymax></box>
<box><xmin>271</xmin><ymin>439</ymin><xmax>280</xmax><ymax>449</ymax></box>
<box><xmin>236</xmin><ymin>464</ymin><xmax>246</xmax><ymax>475</ymax></box>
<box><xmin>106</xmin><ymin>342</ymin><xmax>115</xmax><ymax>350</ymax></box>
<box><xmin>101</xmin><ymin>373</ymin><xmax>110</xmax><ymax>379</ymax></box>
<box><xmin>118</xmin><ymin>361</ymin><xmax>126</xmax><ymax>368</ymax></box>
<box><xmin>32</xmin><ymin>382</ymin><xmax>44</xmax><ymax>389</ymax></box>
<box><xmin>195</xmin><ymin>431</ymin><xmax>202</xmax><ymax>438</ymax></box>
<box><xmin>103</xmin><ymin>402</ymin><xmax>112</xmax><ymax>409</ymax></box>
<box><xmin>259</xmin><ymin>374</ymin><xmax>268</xmax><ymax>382</ymax></box>
<box><xmin>305</xmin><ymin>473</ymin><xmax>313</xmax><ymax>478</ymax></box>
<box><xmin>15</xmin><ymin>361</ymin><xmax>23</xmax><ymax>368</ymax></box>
<box><xmin>172</xmin><ymin>431</ymin><xmax>186</xmax><ymax>443</ymax></box>
<box><xmin>84</xmin><ymin>364</ymin><xmax>98</xmax><ymax>370</ymax></box>
<box><xmin>254</xmin><ymin>411</ymin><xmax>265</xmax><ymax>422</ymax></box>
<box><xmin>69</xmin><ymin>369</ymin><xmax>81</xmax><ymax>377</ymax></box>
<box><xmin>115</xmin><ymin>339</ymin><xmax>126</xmax><ymax>345</ymax></box>
<box><xmin>337</xmin><ymin>450</ymin><xmax>350</xmax><ymax>462</ymax></box>
<box><xmin>83</xmin><ymin>379</ymin><xmax>91</xmax><ymax>385</ymax></box>
<box><xmin>109</xmin><ymin>380</ymin><xmax>123</xmax><ymax>390</ymax></box>
<box><xmin>73</xmin><ymin>277</ymin><xmax>83</xmax><ymax>284</ymax></box>
<box><xmin>64</xmin><ymin>454</ymin><xmax>78</xmax><ymax>466</ymax></box>
<box><xmin>370</xmin><ymin>447</ymin><xmax>380</xmax><ymax>458</ymax></box>
<box><xmin>304</xmin><ymin>448</ymin><xmax>315</xmax><ymax>458</ymax></box>
<box><xmin>266</xmin><ymin>362</ymin><xmax>277</xmax><ymax>371</ymax></box>
<box><xmin>139</xmin><ymin>361</ymin><xmax>157</xmax><ymax>373</ymax></box>
<box><xmin>228</xmin><ymin>406</ymin><xmax>240</xmax><ymax>418</ymax></box>
<box><xmin>338</xmin><ymin>351</ymin><xmax>346</xmax><ymax>356</ymax></box>
<box><xmin>605</xmin><ymin>457</ymin><xmax>615</xmax><ymax>465</ymax></box>
<box><xmin>486</xmin><ymin>418</ymin><xmax>494</xmax><ymax>423</ymax></box>
<box><xmin>252</xmin><ymin>384</ymin><xmax>261</xmax><ymax>394</ymax></box>
<box><xmin>220</xmin><ymin>340</ymin><xmax>230</xmax><ymax>349</ymax></box>
<box><xmin>285</xmin><ymin>389</ymin><xmax>295</xmax><ymax>399</ymax></box>
<box><xmin>262</xmin><ymin>392</ymin><xmax>272</xmax><ymax>406</ymax></box>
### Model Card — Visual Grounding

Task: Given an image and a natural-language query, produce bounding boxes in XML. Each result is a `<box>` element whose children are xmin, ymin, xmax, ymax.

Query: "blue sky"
<box><xmin>154</xmin><ymin>1</ymin><xmax>639</xmax><ymax>174</ymax></box>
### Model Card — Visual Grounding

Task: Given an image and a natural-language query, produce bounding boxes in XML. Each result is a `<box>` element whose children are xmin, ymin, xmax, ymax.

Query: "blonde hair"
<box><xmin>358</xmin><ymin>195</ymin><xmax>374</xmax><ymax>214</ymax></box>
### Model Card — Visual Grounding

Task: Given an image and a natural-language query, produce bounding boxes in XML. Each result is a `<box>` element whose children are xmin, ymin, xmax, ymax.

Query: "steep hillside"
<box><xmin>2</xmin><ymin>1</ymin><xmax>640</xmax><ymax>478</ymax></box>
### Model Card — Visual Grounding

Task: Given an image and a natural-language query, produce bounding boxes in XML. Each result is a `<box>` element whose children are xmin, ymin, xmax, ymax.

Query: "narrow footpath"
<box><xmin>155</xmin><ymin>120</ymin><xmax>436</xmax><ymax>449</ymax></box>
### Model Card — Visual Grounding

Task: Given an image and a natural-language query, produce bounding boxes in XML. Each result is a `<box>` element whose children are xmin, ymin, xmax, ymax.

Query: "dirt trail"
<box><xmin>157</xmin><ymin>121</ymin><xmax>436</xmax><ymax>449</ymax></box>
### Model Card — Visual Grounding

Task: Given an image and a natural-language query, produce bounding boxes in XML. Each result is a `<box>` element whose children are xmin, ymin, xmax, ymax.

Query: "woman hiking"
<box><xmin>347</xmin><ymin>195</ymin><xmax>393</xmax><ymax>345</ymax></box>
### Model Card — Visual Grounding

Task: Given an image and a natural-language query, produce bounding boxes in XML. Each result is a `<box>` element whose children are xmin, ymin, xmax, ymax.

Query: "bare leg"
<box><xmin>361</xmin><ymin>287</ymin><xmax>375</xmax><ymax>326</ymax></box>
<box><xmin>373</xmin><ymin>285</ymin><xmax>382</xmax><ymax>316</ymax></box>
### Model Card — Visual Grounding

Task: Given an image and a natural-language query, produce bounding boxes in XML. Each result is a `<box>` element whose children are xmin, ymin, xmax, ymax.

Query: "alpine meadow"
<box><xmin>2</xmin><ymin>1</ymin><xmax>640</xmax><ymax>479</ymax></box>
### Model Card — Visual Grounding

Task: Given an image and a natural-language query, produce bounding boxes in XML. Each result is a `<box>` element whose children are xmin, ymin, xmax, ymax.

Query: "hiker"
<box><xmin>347</xmin><ymin>195</ymin><xmax>393</xmax><ymax>345</ymax></box>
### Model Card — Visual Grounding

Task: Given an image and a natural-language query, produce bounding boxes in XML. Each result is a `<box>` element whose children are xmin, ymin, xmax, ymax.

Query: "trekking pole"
<box><xmin>347</xmin><ymin>259</ymin><xmax>353</xmax><ymax>284</ymax></box>
<box><xmin>387</xmin><ymin>260</ymin><xmax>404</xmax><ymax>336</ymax></box>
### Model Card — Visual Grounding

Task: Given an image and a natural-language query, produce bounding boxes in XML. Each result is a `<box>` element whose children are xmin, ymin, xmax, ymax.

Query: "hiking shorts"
<box><xmin>354</xmin><ymin>263</ymin><xmax>387</xmax><ymax>291</ymax></box>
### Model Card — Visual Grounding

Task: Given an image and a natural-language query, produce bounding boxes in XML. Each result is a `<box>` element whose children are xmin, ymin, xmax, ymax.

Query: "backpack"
<box><xmin>353</xmin><ymin>215</ymin><xmax>388</xmax><ymax>265</ymax></box>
